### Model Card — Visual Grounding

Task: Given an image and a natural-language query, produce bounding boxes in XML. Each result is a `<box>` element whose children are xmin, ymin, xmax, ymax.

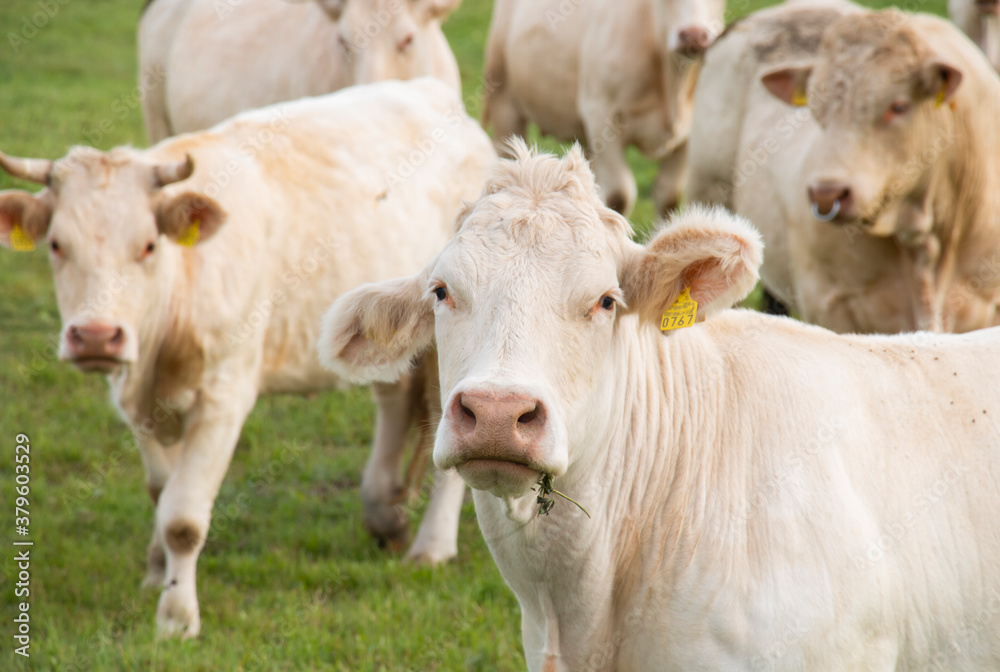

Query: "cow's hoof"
<box><xmin>156</xmin><ymin>583</ymin><xmax>200</xmax><ymax>639</ymax></box>
<box><xmin>405</xmin><ymin>545</ymin><xmax>456</xmax><ymax>566</ymax></box>
<box><xmin>373</xmin><ymin>527</ymin><xmax>410</xmax><ymax>554</ymax></box>
<box><xmin>363</xmin><ymin>501</ymin><xmax>410</xmax><ymax>552</ymax></box>
<box><xmin>141</xmin><ymin>568</ymin><xmax>165</xmax><ymax>590</ymax></box>
<box><xmin>658</xmin><ymin>198</ymin><xmax>681</xmax><ymax>218</ymax></box>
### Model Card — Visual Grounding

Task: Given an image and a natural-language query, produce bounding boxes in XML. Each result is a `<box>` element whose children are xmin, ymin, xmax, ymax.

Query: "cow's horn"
<box><xmin>0</xmin><ymin>150</ymin><xmax>52</xmax><ymax>185</ymax></box>
<box><xmin>154</xmin><ymin>154</ymin><xmax>195</xmax><ymax>187</ymax></box>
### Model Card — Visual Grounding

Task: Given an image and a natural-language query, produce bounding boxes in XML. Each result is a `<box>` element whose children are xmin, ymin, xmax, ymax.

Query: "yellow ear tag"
<box><xmin>9</xmin><ymin>223</ymin><xmax>35</xmax><ymax>252</ymax></box>
<box><xmin>792</xmin><ymin>90</ymin><xmax>808</xmax><ymax>107</ymax></box>
<box><xmin>176</xmin><ymin>218</ymin><xmax>200</xmax><ymax>247</ymax></box>
<box><xmin>660</xmin><ymin>286</ymin><xmax>698</xmax><ymax>331</ymax></box>
<box><xmin>935</xmin><ymin>88</ymin><xmax>946</xmax><ymax>108</ymax></box>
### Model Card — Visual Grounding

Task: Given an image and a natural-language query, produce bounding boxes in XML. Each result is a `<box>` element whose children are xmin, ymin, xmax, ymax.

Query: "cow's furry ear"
<box><xmin>761</xmin><ymin>66</ymin><xmax>813</xmax><ymax>107</ymax></box>
<box><xmin>316</xmin><ymin>0</ymin><xmax>346</xmax><ymax>21</ymax></box>
<box><xmin>155</xmin><ymin>191</ymin><xmax>227</xmax><ymax>246</ymax></box>
<box><xmin>921</xmin><ymin>61</ymin><xmax>962</xmax><ymax>105</ymax></box>
<box><xmin>620</xmin><ymin>206</ymin><xmax>762</xmax><ymax>324</ymax></box>
<box><xmin>319</xmin><ymin>272</ymin><xmax>436</xmax><ymax>384</ymax></box>
<box><xmin>0</xmin><ymin>189</ymin><xmax>53</xmax><ymax>249</ymax></box>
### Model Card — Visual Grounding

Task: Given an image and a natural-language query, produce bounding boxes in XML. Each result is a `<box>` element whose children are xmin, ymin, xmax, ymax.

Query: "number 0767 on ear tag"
<box><xmin>660</xmin><ymin>287</ymin><xmax>698</xmax><ymax>331</ymax></box>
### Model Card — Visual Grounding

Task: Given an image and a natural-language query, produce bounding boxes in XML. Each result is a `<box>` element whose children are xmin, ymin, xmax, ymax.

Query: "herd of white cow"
<box><xmin>1</xmin><ymin>0</ymin><xmax>999</xmax><ymax>668</ymax></box>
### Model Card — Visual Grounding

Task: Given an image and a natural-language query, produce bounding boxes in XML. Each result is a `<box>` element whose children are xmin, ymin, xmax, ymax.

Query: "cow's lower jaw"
<box><xmin>70</xmin><ymin>356</ymin><xmax>125</xmax><ymax>374</ymax></box>
<box><xmin>456</xmin><ymin>458</ymin><xmax>540</xmax><ymax>497</ymax></box>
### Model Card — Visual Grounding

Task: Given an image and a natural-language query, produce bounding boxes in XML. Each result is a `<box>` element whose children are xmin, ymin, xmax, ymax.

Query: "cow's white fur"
<box><xmin>139</xmin><ymin>0</ymin><xmax>462</xmax><ymax>142</ymax></box>
<box><xmin>320</xmin><ymin>144</ymin><xmax>1000</xmax><ymax>671</ymax></box>
<box><xmin>0</xmin><ymin>79</ymin><xmax>494</xmax><ymax>637</ymax></box>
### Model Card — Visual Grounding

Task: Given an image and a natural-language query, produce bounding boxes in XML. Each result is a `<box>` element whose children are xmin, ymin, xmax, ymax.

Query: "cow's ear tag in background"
<box><xmin>792</xmin><ymin>89</ymin><xmax>808</xmax><ymax>107</ymax></box>
<box><xmin>177</xmin><ymin>218</ymin><xmax>200</xmax><ymax>247</ymax></box>
<box><xmin>10</xmin><ymin>223</ymin><xmax>35</xmax><ymax>252</ymax></box>
<box><xmin>660</xmin><ymin>286</ymin><xmax>698</xmax><ymax>331</ymax></box>
<box><xmin>935</xmin><ymin>88</ymin><xmax>946</xmax><ymax>108</ymax></box>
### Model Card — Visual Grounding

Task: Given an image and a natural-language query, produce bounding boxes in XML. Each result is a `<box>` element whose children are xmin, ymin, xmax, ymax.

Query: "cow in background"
<box><xmin>139</xmin><ymin>0</ymin><xmax>463</xmax><ymax>142</ymax></box>
<box><xmin>481</xmin><ymin>0</ymin><xmax>724</xmax><ymax>217</ymax></box>
<box><xmin>688</xmin><ymin>4</ymin><xmax>1000</xmax><ymax>333</ymax></box>
<box><xmin>950</xmin><ymin>0</ymin><xmax>1000</xmax><ymax>71</ymax></box>
<box><xmin>0</xmin><ymin>79</ymin><xmax>494</xmax><ymax>637</ymax></box>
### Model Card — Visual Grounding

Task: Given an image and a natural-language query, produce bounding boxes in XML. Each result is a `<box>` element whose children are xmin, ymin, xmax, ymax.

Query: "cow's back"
<box><xmin>636</xmin><ymin>312</ymin><xmax>1000</xmax><ymax>669</ymax></box>
<box><xmin>154</xmin><ymin>79</ymin><xmax>493</xmax><ymax>392</ymax></box>
<box><xmin>164</xmin><ymin>0</ymin><xmax>344</xmax><ymax>136</ymax></box>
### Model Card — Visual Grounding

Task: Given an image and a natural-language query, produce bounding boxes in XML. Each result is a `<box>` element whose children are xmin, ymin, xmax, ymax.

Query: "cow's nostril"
<box><xmin>69</xmin><ymin>327</ymin><xmax>83</xmax><ymax>345</ymax></box>
<box><xmin>461</xmin><ymin>405</ymin><xmax>476</xmax><ymax>422</ymax></box>
<box><xmin>518</xmin><ymin>409</ymin><xmax>539</xmax><ymax>424</ymax></box>
<box><xmin>110</xmin><ymin>328</ymin><xmax>124</xmax><ymax>345</ymax></box>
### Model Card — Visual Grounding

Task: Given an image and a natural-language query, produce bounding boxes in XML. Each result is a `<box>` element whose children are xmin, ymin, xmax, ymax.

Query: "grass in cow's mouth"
<box><xmin>535</xmin><ymin>473</ymin><xmax>591</xmax><ymax>518</ymax></box>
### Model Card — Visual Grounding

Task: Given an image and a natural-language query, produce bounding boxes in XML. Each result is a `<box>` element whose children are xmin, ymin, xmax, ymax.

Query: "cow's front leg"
<box><xmin>154</xmin><ymin>384</ymin><xmax>256</xmax><ymax>639</ymax></box>
<box><xmin>136</xmin><ymin>434</ymin><xmax>179</xmax><ymax>588</ymax></box>
<box><xmin>362</xmin><ymin>375</ymin><xmax>419</xmax><ymax>550</ymax></box>
<box><xmin>653</xmin><ymin>140</ymin><xmax>689</xmax><ymax>217</ymax></box>
<box><xmin>485</xmin><ymin>87</ymin><xmax>528</xmax><ymax>155</ymax></box>
<box><xmin>583</xmin><ymin>113</ymin><xmax>636</xmax><ymax>217</ymax></box>
<box><xmin>407</xmin><ymin>467</ymin><xmax>466</xmax><ymax>564</ymax></box>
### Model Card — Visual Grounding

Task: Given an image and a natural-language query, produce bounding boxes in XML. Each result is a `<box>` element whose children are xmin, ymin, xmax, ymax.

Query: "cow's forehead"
<box><xmin>50</xmin><ymin>146</ymin><xmax>148</xmax><ymax>188</ymax></box>
<box><xmin>815</xmin><ymin>12</ymin><xmax>925</xmax><ymax>94</ymax></box>
<box><xmin>47</xmin><ymin>147</ymin><xmax>156</xmax><ymax>238</ymax></box>
<box><xmin>435</xmin><ymin>146</ymin><xmax>634</xmax><ymax>290</ymax></box>
<box><xmin>445</xmin><ymin>194</ymin><xmax>627</xmax><ymax>279</ymax></box>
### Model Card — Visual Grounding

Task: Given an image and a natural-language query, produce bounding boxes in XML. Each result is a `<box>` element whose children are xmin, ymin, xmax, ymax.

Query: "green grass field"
<box><xmin>0</xmin><ymin>0</ymin><xmax>949</xmax><ymax>669</ymax></box>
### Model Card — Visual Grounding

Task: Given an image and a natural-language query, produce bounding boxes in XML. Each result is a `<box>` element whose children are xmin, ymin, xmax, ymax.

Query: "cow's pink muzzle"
<box><xmin>65</xmin><ymin>322</ymin><xmax>126</xmax><ymax>373</ymax></box>
<box><xmin>442</xmin><ymin>389</ymin><xmax>549</xmax><ymax>495</ymax></box>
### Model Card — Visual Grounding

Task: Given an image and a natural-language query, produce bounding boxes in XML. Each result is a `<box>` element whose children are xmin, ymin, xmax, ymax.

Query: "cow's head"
<box><xmin>761</xmin><ymin>10</ymin><xmax>967</xmax><ymax>236</ymax></box>
<box><xmin>658</xmin><ymin>0</ymin><xmax>725</xmax><ymax>57</ymax></box>
<box><xmin>319</xmin><ymin>143</ymin><xmax>760</xmax><ymax>510</ymax></box>
<box><xmin>318</xmin><ymin>0</ymin><xmax>462</xmax><ymax>86</ymax></box>
<box><xmin>0</xmin><ymin>147</ymin><xmax>226</xmax><ymax>374</ymax></box>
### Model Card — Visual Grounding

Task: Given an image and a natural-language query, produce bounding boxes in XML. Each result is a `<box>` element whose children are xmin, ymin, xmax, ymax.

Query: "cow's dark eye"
<box><xmin>49</xmin><ymin>240</ymin><xmax>59</xmax><ymax>253</ymax></box>
<box><xmin>885</xmin><ymin>101</ymin><xmax>910</xmax><ymax>120</ymax></box>
<box><xmin>601</xmin><ymin>296</ymin><xmax>615</xmax><ymax>310</ymax></box>
<box><xmin>434</xmin><ymin>286</ymin><xmax>448</xmax><ymax>302</ymax></box>
<box><xmin>146</xmin><ymin>242</ymin><xmax>156</xmax><ymax>254</ymax></box>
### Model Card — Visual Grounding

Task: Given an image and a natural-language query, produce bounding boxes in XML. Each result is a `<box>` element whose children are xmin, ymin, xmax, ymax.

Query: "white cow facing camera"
<box><xmin>320</xmin><ymin>142</ymin><xmax>1000</xmax><ymax>672</ymax></box>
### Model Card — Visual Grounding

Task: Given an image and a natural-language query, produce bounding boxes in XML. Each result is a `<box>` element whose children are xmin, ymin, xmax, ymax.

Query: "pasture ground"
<box><xmin>0</xmin><ymin>0</ymin><xmax>948</xmax><ymax>669</ymax></box>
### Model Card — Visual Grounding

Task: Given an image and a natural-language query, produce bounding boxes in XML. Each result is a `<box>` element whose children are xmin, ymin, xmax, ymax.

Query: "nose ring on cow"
<box><xmin>808</xmin><ymin>183</ymin><xmax>851</xmax><ymax>222</ymax></box>
<box><xmin>811</xmin><ymin>199</ymin><xmax>840</xmax><ymax>222</ymax></box>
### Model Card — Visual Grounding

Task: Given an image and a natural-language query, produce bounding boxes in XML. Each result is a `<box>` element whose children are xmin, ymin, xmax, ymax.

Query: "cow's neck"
<box><xmin>110</xmin><ymin>245</ymin><xmax>196</xmax><ymax>440</ymax></box>
<box><xmin>914</xmin><ymin>74</ymin><xmax>1000</xmax><ymax>329</ymax></box>
<box><xmin>597</xmin><ymin>320</ymin><xmax>744</xmax><ymax>602</ymax></box>
<box><xmin>478</xmin><ymin>318</ymin><xmax>738</xmax><ymax>669</ymax></box>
